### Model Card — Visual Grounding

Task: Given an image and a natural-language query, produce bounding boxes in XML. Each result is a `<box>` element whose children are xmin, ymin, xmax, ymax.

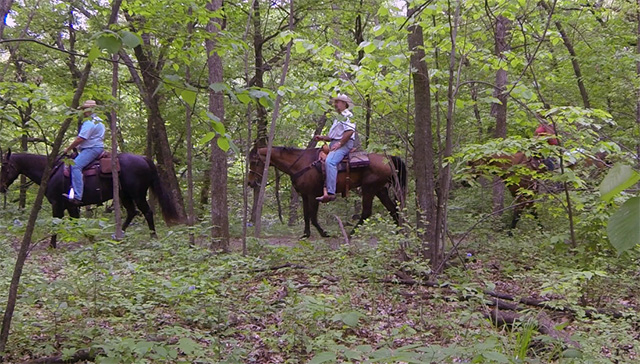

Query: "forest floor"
<box><xmin>0</xmin><ymin>207</ymin><xmax>639</xmax><ymax>363</ymax></box>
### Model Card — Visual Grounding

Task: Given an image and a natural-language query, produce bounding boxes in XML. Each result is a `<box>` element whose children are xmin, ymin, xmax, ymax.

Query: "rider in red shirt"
<box><xmin>533</xmin><ymin>121</ymin><xmax>558</xmax><ymax>171</ymax></box>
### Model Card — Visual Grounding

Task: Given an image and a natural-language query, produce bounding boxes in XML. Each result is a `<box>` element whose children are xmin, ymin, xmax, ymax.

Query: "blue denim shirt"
<box><xmin>78</xmin><ymin>114</ymin><xmax>105</xmax><ymax>150</ymax></box>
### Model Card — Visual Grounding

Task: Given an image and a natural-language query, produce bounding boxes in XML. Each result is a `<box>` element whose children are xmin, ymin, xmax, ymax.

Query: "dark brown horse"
<box><xmin>468</xmin><ymin>151</ymin><xmax>610</xmax><ymax>228</ymax></box>
<box><xmin>0</xmin><ymin>150</ymin><xmax>181</xmax><ymax>247</ymax></box>
<box><xmin>248</xmin><ymin>147</ymin><xmax>407</xmax><ymax>237</ymax></box>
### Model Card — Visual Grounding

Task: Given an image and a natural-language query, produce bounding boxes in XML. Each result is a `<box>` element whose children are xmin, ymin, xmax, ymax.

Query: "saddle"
<box><xmin>319</xmin><ymin>146</ymin><xmax>370</xmax><ymax>197</ymax></box>
<box><xmin>62</xmin><ymin>151</ymin><xmax>120</xmax><ymax>178</ymax></box>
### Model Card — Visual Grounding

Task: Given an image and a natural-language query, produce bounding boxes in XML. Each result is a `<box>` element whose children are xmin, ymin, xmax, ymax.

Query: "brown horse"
<box><xmin>248</xmin><ymin>146</ymin><xmax>407</xmax><ymax>237</ymax></box>
<box><xmin>468</xmin><ymin>151</ymin><xmax>610</xmax><ymax>228</ymax></box>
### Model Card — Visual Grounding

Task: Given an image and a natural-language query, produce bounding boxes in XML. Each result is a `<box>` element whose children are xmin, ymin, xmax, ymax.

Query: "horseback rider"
<box><xmin>62</xmin><ymin>100</ymin><xmax>106</xmax><ymax>205</ymax></box>
<box><xmin>533</xmin><ymin>115</ymin><xmax>558</xmax><ymax>171</ymax></box>
<box><xmin>313</xmin><ymin>94</ymin><xmax>356</xmax><ymax>203</ymax></box>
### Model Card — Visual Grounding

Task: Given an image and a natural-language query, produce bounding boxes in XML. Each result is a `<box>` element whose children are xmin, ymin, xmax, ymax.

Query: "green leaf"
<box><xmin>562</xmin><ymin>348</ymin><xmax>583</xmax><ymax>358</ymax></box>
<box><xmin>599</xmin><ymin>164</ymin><xmax>640</xmax><ymax>202</ymax></box>
<box><xmin>181</xmin><ymin>89</ymin><xmax>197</xmax><ymax>106</ymax></box>
<box><xmin>607</xmin><ymin>196</ymin><xmax>640</xmax><ymax>255</ymax></box>
<box><xmin>120</xmin><ymin>30</ymin><xmax>142</xmax><ymax>48</ymax></box>
<box><xmin>96</xmin><ymin>33</ymin><xmax>122</xmax><ymax>54</ymax></box>
<box><xmin>237</xmin><ymin>92</ymin><xmax>251</xmax><ymax>105</ymax></box>
<box><xmin>216</xmin><ymin>137</ymin><xmax>230</xmax><ymax>152</ymax></box>
<box><xmin>177</xmin><ymin>338</ymin><xmax>199</xmax><ymax>355</ymax></box>
<box><xmin>88</xmin><ymin>46</ymin><xmax>101</xmax><ymax>63</ymax></box>
<box><xmin>341</xmin><ymin>311</ymin><xmax>361</xmax><ymax>327</ymax></box>
<box><xmin>199</xmin><ymin>132</ymin><xmax>216</xmax><ymax>145</ymax></box>
<box><xmin>212</xmin><ymin>120</ymin><xmax>225</xmax><ymax>135</ymax></box>
<box><xmin>482</xmin><ymin>351</ymin><xmax>510</xmax><ymax>363</ymax></box>
<box><xmin>363</xmin><ymin>41</ymin><xmax>376</xmax><ymax>54</ymax></box>
<box><xmin>308</xmin><ymin>351</ymin><xmax>336</xmax><ymax>364</ymax></box>
<box><xmin>209</xmin><ymin>82</ymin><xmax>227</xmax><ymax>93</ymax></box>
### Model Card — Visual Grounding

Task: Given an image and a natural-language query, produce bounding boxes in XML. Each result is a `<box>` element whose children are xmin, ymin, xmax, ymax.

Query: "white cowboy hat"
<box><xmin>79</xmin><ymin>100</ymin><xmax>97</xmax><ymax>109</ymax></box>
<box><xmin>331</xmin><ymin>94</ymin><xmax>354</xmax><ymax>109</ymax></box>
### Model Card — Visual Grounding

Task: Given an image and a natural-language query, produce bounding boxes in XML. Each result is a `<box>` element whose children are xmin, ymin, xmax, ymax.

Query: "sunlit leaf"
<box><xmin>181</xmin><ymin>89</ymin><xmax>197</xmax><ymax>106</ymax></box>
<box><xmin>216</xmin><ymin>136</ymin><xmax>230</xmax><ymax>151</ymax></box>
<box><xmin>599</xmin><ymin>164</ymin><xmax>640</xmax><ymax>202</ymax></box>
<box><xmin>120</xmin><ymin>30</ymin><xmax>142</xmax><ymax>48</ymax></box>
<box><xmin>88</xmin><ymin>46</ymin><xmax>101</xmax><ymax>63</ymax></box>
<box><xmin>96</xmin><ymin>33</ymin><xmax>122</xmax><ymax>54</ymax></box>
<box><xmin>607</xmin><ymin>196</ymin><xmax>640</xmax><ymax>255</ymax></box>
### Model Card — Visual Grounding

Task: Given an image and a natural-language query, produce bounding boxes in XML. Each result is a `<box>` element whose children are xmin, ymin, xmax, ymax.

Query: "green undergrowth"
<box><xmin>0</xmin><ymin>209</ymin><xmax>637</xmax><ymax>363</ymax></box>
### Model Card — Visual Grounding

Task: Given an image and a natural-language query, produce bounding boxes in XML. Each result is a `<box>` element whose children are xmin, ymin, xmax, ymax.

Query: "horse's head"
<box><xmin>0</xmin><ymin>149</ymin><xmax>17</xmax><ymax>193</ymax></box>
<box><xmin>247</xmin><ymin>147</ymin><xmax>265</xmax><ymax>188</ymax></box>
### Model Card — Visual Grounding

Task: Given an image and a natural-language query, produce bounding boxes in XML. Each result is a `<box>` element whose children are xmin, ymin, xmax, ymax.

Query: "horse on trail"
<box><xmin>248</xmin><ymin>146</ymin><xmax>407</xmax><ymax>237</ymax></box>
<box><xmin>0</xmin><ymin>150</ymin><xmax>181</xmax><ymax>248</ymax></box>
<box><xmin>467</xmin><ymin>151</ymin><xmax>610</xmax><ymax>229</ymax></box>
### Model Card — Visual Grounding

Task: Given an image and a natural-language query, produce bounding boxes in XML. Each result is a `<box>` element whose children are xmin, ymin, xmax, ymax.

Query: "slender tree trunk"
<box><xmin>636</xmin><ymin>0</ymin><xmax>640</xmax><ymax>167</ymax></box>
<box><xmin>249</xmin><ymin>0</ymin><xmax>269</xmax><ymax>223</ymax></box>
<box><xmin>0</xmin><ymin>0</ymin><xmax>124</xmax><ymax>351</ymax></box>
<box><xmin>127</xmin><ymin>40</ymin><xmax>186</xmax><ymax>222</ymax></box>
<box><xmin>111</xmin><ymin>54</ymin><xmax>123</xmax><ymax>239</ymax></box>
<box><xmin>407</xmin><ymin>3</ymin><xmax>437</xmax><ymax>257</ymax></box>
<box><xmin>254</xmin><ymin>0</ymin><xmax>294</xmax><ymax>237</ymax></box>
<box><xmin>540</xmin><ymin>1</ymin><xmax>590</xmax><ymax>108</ymax></box>
<box><xmin>206</xmin><ymin>0</ymin><xmax>229</xmax><ymax>251</ymax></box>
<box><xmin>491</xmin><ymin>15</ymin><xmax>511</xmax><ymax>214</ymax></box>
<box><xmin>433</xmin><ymin>0</ymin><xmax>461</xmax><ymax>273</ymax></box>
<box><xmin>185</xmin><ymin>10</ymin><xmax>195</xmax><ymax>245</ymax></box>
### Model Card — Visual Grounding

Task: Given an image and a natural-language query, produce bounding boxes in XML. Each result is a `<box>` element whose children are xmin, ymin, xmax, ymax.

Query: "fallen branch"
<box><xmin>21</xmin><ymin>349</ymin><xmax>100</xmax><ymax>364</ymax></box>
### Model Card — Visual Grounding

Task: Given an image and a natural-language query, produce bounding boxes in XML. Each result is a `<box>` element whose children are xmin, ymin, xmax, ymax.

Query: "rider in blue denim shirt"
<box><xmin>314</xmin><ymin>94</ymin><xmax>355</xmax><ymax>203</ymax></box>
<box><xmin>62</xmin><ymin>100</ymin><xmax>106</xmax><ymax>205</ymax></box>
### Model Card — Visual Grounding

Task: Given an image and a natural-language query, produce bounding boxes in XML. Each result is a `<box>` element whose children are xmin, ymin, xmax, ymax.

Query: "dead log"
<box><xmin>21</xmin><ymin>349</ymin><xmax>99</xmax><ymax>364</ymax></box>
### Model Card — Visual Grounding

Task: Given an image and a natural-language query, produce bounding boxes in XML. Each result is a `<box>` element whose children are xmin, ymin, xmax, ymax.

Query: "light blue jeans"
<box><xmin>70</xmin><ymin>147</ymin><xmax>103</xmax><ymax>200</ymax></box>
<box><xmin>325</xmin><ymin>139</ymin><xmax>354</xmax><ymax>195</ymax></box>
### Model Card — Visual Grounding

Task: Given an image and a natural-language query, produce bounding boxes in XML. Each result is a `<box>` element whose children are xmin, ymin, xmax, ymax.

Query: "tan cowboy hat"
<box><xmin>79</xmin><ymin>100</ymin><xmax>97</xmax><ymax>109</ymax></box>
<box><xmin>331</xmin><ymin>94</ymin><xmax>354</xmax><ymax>109</ymax></box>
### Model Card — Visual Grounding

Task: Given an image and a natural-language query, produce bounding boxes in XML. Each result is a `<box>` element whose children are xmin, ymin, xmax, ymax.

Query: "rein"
<box><xmin>289</xmin><ymin>149</ymin><xmax>322</xmax><ymax>182</ymax></box>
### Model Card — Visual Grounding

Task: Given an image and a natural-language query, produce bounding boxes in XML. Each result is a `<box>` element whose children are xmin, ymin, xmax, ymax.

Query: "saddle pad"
<box><xmin>99</xmin><ymin>157</ymin><xmax>120</xmax><ymax>174</ymax></box>
<box><xmin>337</xmin><ymin>151</ymin><xmax>370</xmax><ymax>172</ymax></box>
<box><xmin>63</xmin><ymin>164</ymin><xmax>100</xmax><ymax>177</ymax></box>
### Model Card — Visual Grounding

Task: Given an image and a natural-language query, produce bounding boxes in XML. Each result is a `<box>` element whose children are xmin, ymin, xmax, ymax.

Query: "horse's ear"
<box><xmin>6</xmin><ymin>148</ymin><xmax>11</xmax><ymax>160</ymax></box>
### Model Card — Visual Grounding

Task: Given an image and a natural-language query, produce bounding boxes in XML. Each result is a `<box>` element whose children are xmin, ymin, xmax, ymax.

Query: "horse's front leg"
<box><xmin>300</xmin><ymin>195</ymin><xmax>312</xmax><ymax>238</ymax></box>
<box><xmin>351</xmin><ymin>191</ymin><xmax>375</xmax><ymax>236</ymax></box>
<box><xmin>49</xmin><ymin>203</ymin><xmax>71</xmax><ymax>249</ymax></box>
<box><xmin>308</xmin><ymin>197</ymin><xmax>329</xmax><ymax>237</ymax></box>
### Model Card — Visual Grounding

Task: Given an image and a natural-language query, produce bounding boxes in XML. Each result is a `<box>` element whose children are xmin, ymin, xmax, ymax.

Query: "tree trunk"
<box><xmin>130</xmin><ymin>41</ymin><xmax>187</xmax><ymax>222</ymax></box>
<box><xmin>491</xmin><ymin>15</ymin><xmax>511</xmax><ymax>214</ymax></box>
<box><xmin>407</xmin><ymin>4</ymin><xmax>437</xmax><ymax>258</ymax></box>
<box><xmin>540</xmin><ymin>1</ymin><xmax>590</xmax><ymax>108</ymax></box>
<box><xmin>111</xmin><ymin>54</ymin><xmax>123</xmax><ymax>240</ymax></box>
<box><xmin>206</xmin><ymin>0</ymin><xmax>229</xmax><ymax>252</ymax></box>
<box><xmin>254</xmin><ymin>0</ymin><xmax>294</xmax><ymax>237</ymax></box>
<box><xmin>637</xmin><ymin>0</ymin><xmax>640</xmax><ymax>168</ymax></box>
<box><xmin>0</xmin><ymin>0</ymin><xmax>124</xmax><ymax>351</ymax></box>
<box><xmin>433</xmin><ymin>0</ymin><xmax>461</xmax><ymax>273</ymax></box>
<box><xmin>249</xmin><ymin>0</ymin><xmax>269</xmax><ymax>224</ymax></box>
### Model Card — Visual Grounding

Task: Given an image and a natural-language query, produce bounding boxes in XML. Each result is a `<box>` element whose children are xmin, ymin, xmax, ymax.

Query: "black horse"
<box><xmin>0</xmin><ymin>150</ymin><xmax>181</xmax><ymax>247</ymax></box>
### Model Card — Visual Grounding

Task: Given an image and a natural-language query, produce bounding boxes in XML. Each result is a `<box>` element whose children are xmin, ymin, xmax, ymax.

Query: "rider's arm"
<box><xmin>64</xmin><ymin>136</ymin><xmax>86</xmax><ymax>154</ymax></box>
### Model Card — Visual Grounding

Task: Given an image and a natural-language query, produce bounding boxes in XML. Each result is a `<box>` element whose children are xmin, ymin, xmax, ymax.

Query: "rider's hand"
<box><xmin>313</xmin><ymin>135</ymin><xmax>323</xmax><ymax>141</ymax></box>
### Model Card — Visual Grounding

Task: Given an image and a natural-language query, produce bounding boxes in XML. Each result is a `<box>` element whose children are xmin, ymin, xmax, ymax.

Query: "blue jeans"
<box><xmin>325</xmin><ymin>139</ymin><xmax>354</xmax><ymax>195</ymax></box>
<box><xmin>70</xmin><ymin>147</ymin><xmax>103</xmax><ymax>200</ymax></box>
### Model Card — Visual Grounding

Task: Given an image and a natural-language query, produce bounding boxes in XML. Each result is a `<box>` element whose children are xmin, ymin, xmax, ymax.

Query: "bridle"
<box><xmin>248</xmin><ymin>148</ymin><xmax>321</xmax><ymax>184</ymax></box>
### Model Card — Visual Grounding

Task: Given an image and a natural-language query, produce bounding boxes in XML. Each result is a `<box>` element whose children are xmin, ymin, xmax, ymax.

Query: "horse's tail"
<box><xmin>390</xmin><ymin>156</ymin><xmax>407</xmax><ymax>206</ymax></box>
<box><xmin>145</xmin><ymin>157</ymin><xmax>181</xmax><ymax>225</ymax></box>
